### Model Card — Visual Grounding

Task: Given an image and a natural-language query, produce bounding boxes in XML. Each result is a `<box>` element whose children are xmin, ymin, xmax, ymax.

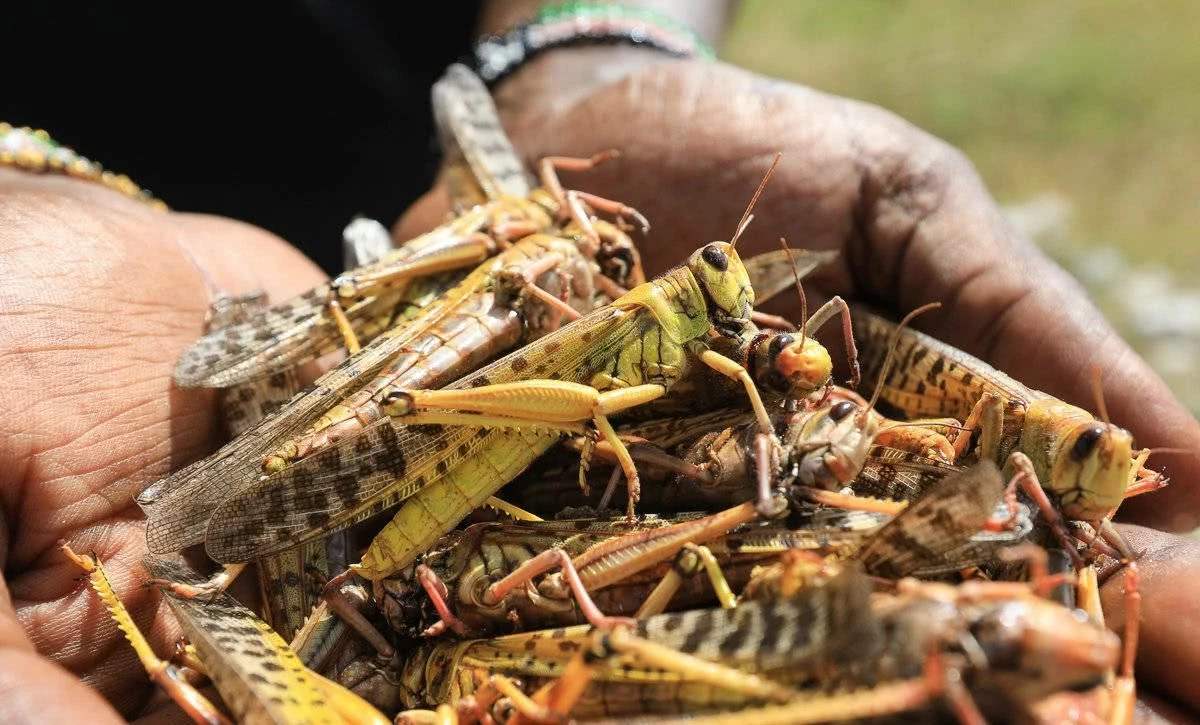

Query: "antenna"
<box><xmin>1089</xmin><ymin>364</ymin><xmax>1111</xmax><ymax>425</ymax></box>
<box><xmin>780</xmin><ymin>239</ymin><xmax>808</xmax><ymax>347</ymax></box>
<box><xmin>859</xmin><ymin>302</ymin><xmax>942</xmax><ymax>425</ymax></box>
<box><xmin>729</xmin><ymin>152</ymin><xmax>781</xmax><ymax>249</ymax></box>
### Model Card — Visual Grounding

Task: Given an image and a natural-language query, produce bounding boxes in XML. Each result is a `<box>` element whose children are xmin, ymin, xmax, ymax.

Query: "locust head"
<box><xmin>749</xmin><ymin>331</ymin><xmax>833</xmax><ymax>398</ymax></box>
<box><xmin>1046</xmin><ymin>416</ymin><xmax>1134</xmax><ymax>520</ymax></box>
<box><xmin>688</xmin><ymin>242</ymin><xmax>755</xmax><ymax>337</ymax></box>
<box><xmin>785</xmin><ymin>398</ymin><xmax>877</xmax><ymax>490</ymax></box>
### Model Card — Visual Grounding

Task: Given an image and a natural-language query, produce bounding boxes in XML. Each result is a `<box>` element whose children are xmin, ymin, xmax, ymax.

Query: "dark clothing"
<box><xmin>3</xmin><ymin>2</ymin><xmax>482</xmax><ymax>273</ymax></box>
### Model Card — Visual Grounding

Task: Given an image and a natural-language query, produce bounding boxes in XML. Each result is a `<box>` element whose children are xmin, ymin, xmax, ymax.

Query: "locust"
<box><xmin>196</xmin><ymin>154</ymin><xmax>802</xmax><ymax>595</ymax></box>
<box><xmin>144</xmin><ymin>230</ymin><xmax>628</xmax><ymax>594</ymax></box>
<box><xmin>60</xmin><ymin>545</ymin><xmax>391</xmax><ymax>725</ymax></box>
<box><xmin>173</xmin><ymin>63</ymin><xmax>646</xmax><ymax>391</ymax></box>
<box><xmin>852</xmin><ymin>306</ymin><xmax>1166</xmax><ymax>561</ymax></box>
<box><xmin>203</xmin><ymin>289</ymin><xmax>338</xmax><ymax>641</ymax></box>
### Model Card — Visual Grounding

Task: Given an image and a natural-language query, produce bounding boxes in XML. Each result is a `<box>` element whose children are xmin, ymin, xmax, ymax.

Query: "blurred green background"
<box><xmin>724</xmin><ymin>1</ymin><xmax>1199</xmax><ymax>413</ymax></box>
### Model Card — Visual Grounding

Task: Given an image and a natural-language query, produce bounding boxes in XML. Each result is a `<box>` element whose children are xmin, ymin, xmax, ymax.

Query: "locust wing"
<box><xmin>142</xmin><ymin>272</ymin><xmax>461</xmax><ymax>553</ymax></box>
<box><xmin>852</xmin><ymin>445</ymin><xmax>960</xmax><ymax>501</ymax></box>
<box><xmin>857</xmin><ymin>460</ymin><xmax>1004</xmax><ymax>579</ymax></box>
<box><xmin>433</xmin><ymin>63</ymin><xmax>532</xmax><ymax>205</ymax></box>
<box><xmin>204</xmin><ymin>302</ymin><xmax>654</xmax><ymax>563</ymax></box>
<box><xmin>638</xmin><ymin>567</ymin><xmax>880</xmax><ymax>674</ymax></box>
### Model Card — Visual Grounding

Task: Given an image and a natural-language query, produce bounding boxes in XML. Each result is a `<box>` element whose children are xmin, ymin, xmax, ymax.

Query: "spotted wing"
<box><xmin>857</xmin><ymin>460</ymin><xmax>1004</xmax><ymax>579</ymax></box>
<box><xmin>144</xmin><ymin>556</ymin><xmax>353</xmax><ymax>724</ymax></box>
<box><xmin>638</xmin><ymin>567</ymin><xmax>880</xmax><ymax>675</ymax></box>
<box><xmin>174</xmin><ymin>282</ymin><xmax>401</xmax><ymax>388</ymax></box>
<box><xmin>914</xmin><ymin>500</ymin><xmax>1034</xmax><ymax>577</ymax></box>
<box><xmin>852</xmin><ymin>305</ymin><xmax>1034</xmax><ymax>421</ymax></box>
<box><xmin>204</xmin><ymin>303</ymin><xmax>652</xmax><ymax>563</ymax></box>
<box><xmin>142</xmin><ymin>273</ymin><xmax>462</xmax><ymax>553</ymax></box>
<box><xmin>852</xmin><ymin>445</ymin><xmax>961</xmax><ymax>501</ymax></box>
<box><xmin>743</xmin><ymin>247</ymin><xmax>838</xmax><ymax>307</ymax></box>
<box><xmin>433</xmin><ymin>63</ymin><xmax>532</xmax><ymax>205</ymax></box>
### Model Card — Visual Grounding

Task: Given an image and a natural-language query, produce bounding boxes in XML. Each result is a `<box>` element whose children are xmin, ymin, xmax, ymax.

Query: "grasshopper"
<box><xmin>61</xmin><ymin>545</ymin><xmax>390</xmax><ymax>725</ymax></box>
<box><xmin>143</xmin><ymin>230</ymin><xmax>629</xmax><ymax>596</ymax></box>
<box><xmin>198</xmin><ymin>156</ymin><xmax>796</xmax><ymax>590</ymax></box>
<box><xmin>852</xmin><ymin>306</ymin><xmax>1166</xmax><ymax>560</ymax></box>
<box><xmin>173</xmin><ymin>63</ymin><xmax>646</xmax><ymax>390</ymax></box>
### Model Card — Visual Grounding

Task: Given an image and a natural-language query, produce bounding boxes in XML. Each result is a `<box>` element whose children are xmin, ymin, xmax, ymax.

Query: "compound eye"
<box><xmin>768</xmin><ymin>333</ymin><xmax>795</xmax><ymax>358</ymax></box>
<box><xmin>701</xmin><ymin>244</ymin><xmax>729</xmax><ymax>271</ymax></box>
<box><xmin>1070</xmin><ymin>425</ymin><xmax>1105</xmax><ymax>460</ymax></box>
<box><xmin>829</xmin><ymin>400</ymin><xmax>857</xmax><ymax>422</ymax></box>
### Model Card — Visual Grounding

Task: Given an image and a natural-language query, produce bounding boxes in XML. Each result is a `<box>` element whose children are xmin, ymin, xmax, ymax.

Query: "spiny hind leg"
<box><xmin>598</xmin><ymin>627</ymin><xmax>799</xmax><ymax>703</ymax></box>
<box><xmin>60</xmin><ymin>545</ymin><xmax>232</xmax><ymax>725</ymax></box>
<box><xmin>802</xmin><ymin>295</ymin><xmax>860</xmax><ymax>388</ymax></box>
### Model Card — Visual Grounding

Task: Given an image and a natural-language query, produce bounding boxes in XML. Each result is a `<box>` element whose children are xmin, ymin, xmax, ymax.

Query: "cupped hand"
<box><xmin>398</xmin><ymin>52</ymin><xmax>1200</xmax><ymax>715</ymax></box>
<box><xmin>0</xmin><ymin>169</ymin><xmax>325</xmax><ymax>722</ymax></box>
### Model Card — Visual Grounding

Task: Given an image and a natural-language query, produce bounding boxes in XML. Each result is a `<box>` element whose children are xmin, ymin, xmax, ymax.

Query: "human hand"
<box><xmin>397</xmin><ymin>52</ymin><xmax>1200</xmax><ymax>715</ymax></box>
<box><xmin>0</xmin><ymin>169</ymin><xmax>325</xmax><ymax>721</ymax></box>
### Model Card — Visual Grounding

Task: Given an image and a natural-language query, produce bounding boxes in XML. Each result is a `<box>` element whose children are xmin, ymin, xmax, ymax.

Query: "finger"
<box><xmin>1101</xmin><ymin>524</ymin><xmax>1200</xmax><ymax>712</ymax></box>
<box><xmin>0</xmin><ymin>648</ymin><xmax>125</xmax><ymax>724</ymax></box>
<box><xmin>172</xmin><ymin>212</ymin><xmax>326</xmax><ymax>302</ymax></box>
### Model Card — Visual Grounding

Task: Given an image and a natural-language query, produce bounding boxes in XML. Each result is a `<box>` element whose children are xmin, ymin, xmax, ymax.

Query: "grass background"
<box><xmin>724</xmin><ymin>1</ymin><xmax>1199</xmax><ymax>412</ymax></box>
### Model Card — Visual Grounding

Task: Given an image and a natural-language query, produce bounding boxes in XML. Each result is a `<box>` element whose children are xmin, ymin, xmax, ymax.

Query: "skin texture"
<box><xmin>1</xmin><ymin>53</ymin><xmax>1198</xmax><ymax>723</ymax></box>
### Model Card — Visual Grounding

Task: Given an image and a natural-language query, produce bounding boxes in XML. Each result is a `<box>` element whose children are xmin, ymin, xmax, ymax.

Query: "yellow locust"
<box><xmin>203</xmin><ymin>226</ymin><xmax>778</xmax><ymax>584</ymax></box>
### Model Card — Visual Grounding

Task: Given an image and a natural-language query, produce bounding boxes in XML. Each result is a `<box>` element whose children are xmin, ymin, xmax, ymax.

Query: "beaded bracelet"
<box><xmin>0</xmin><ymin>123</ymin><xmax>166</xmax><ymax>210</ymax></box>
<box><xmin>472</xmin><ymin>2</ymin><xmax>716</xmax><ymax>85</ymax></box>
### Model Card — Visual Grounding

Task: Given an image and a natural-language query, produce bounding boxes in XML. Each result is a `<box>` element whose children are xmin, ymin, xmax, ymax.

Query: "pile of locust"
<box><xmin>66</xmin><ymin>65</ymin><xmax>1163</xmax><ymax>725</ymax></box>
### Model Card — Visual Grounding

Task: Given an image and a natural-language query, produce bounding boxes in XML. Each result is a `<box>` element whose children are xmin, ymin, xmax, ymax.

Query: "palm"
<box><xmin>0</xmin><ymin>170</ymin><xmax>323</xmax><ymax>720</ymax></box>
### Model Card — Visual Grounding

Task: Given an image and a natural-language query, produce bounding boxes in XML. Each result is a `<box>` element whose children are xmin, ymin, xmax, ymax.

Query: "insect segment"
<box><xmin>201</xmin><ymin>158</ymin><xmax>790</xmax><ymax>586</ymax></box>
<box><xmin>60</xmin><ymin>545</ymin><xmax>232</xmax><ymax>725</ymax></box>
<box><xmin>851</xmin><ymin>306</ymin><xmax>1165</xmax><ymax>558</ymax></box>
<box><xmin>400</xmin><ymin>498</ymin><xmax>774</xmax><ymax>640</ymax></box>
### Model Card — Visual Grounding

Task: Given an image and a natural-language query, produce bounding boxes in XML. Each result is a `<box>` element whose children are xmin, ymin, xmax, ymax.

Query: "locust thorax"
<box><xmin>1021</xmin><ymin>398</ymin><xmax>1133</xmax><ymax>519</ymax></box>
<box><xmin>965</xmin><ymin>599</ymin><xmax>1118</xmax><ymax>701</ymax></box>
<box><xmin>785</xmin><ymin>399</ymin><xmax>876</xmax><ymax>490</ymax></box>
<box><xmin>687</xmin><ymin>242</ymin><xmax>755</xmax><ymax>337</ymax></box>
